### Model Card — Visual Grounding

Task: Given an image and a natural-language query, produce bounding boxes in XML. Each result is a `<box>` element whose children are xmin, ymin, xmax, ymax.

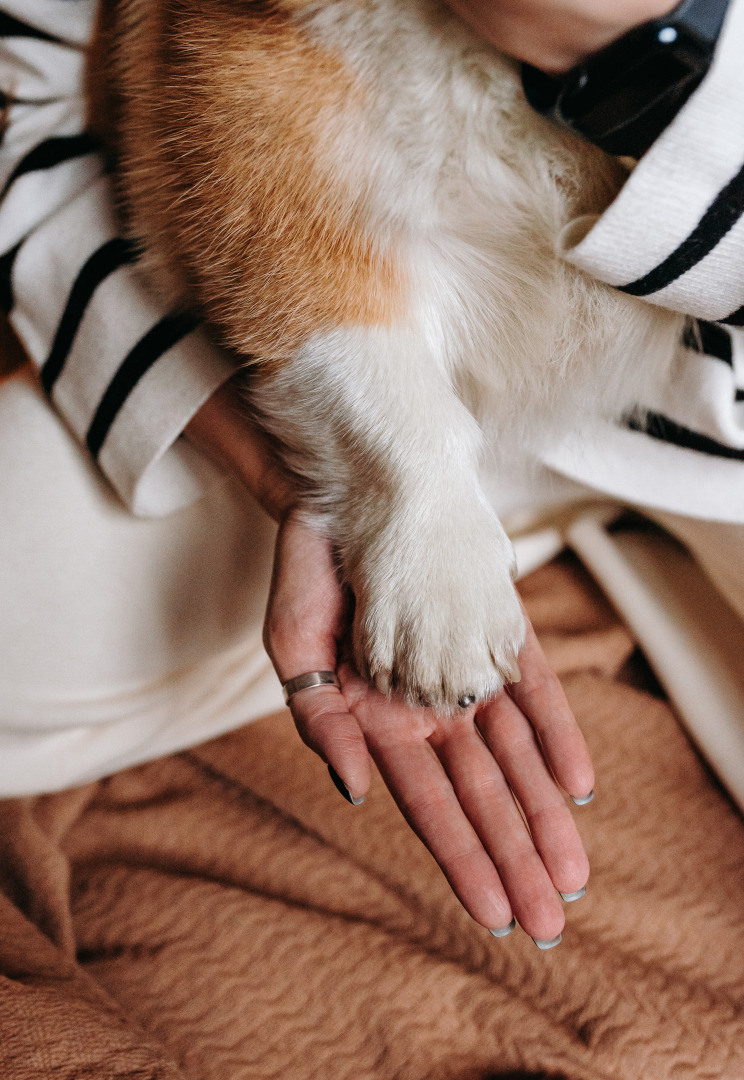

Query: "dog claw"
<box><xmin>374</xmin><ymin>672</ymin><xmax>391</xmax><ymax>696</ymax></box>
<box><xmin>504</xmin><ymin>659</ymin><xmax>521</xmax><ymax>684</ymax></box>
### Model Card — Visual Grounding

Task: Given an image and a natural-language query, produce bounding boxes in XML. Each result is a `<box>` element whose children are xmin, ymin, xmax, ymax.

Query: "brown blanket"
<box><xmin>1</xmin><ymin>556</ymin><xmax>743</xmax><ymax>1080</ymax></box>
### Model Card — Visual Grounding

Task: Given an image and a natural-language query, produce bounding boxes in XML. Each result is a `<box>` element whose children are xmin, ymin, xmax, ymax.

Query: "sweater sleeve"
<box><xmin>541</xmin><ymin>0</ymin><xmax>744</xmax><ymax>522</ymax></box>
<box><xmin>561</xmin><ymin>0</ymin><xmax>744</xmax><ymax>325</ymax></box>
<box><xmin>0</xmin><ymin>0</ymin><xmax>236</xmax><ymax>516</ymax></box>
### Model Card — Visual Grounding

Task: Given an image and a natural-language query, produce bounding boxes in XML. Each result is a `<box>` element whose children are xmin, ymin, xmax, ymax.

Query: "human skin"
<box><xmin>444</xmin><ymin>0</ymin><xmax>679</xmax><ymax>71</ymax></box>
<box><xmin>186</xmin><ymin>383</ymin><xmax>594</xmax><ymax>942</ymax></box>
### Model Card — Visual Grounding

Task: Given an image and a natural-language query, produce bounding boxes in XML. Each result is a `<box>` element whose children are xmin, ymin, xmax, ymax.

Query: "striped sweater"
<box><xmin>2</xmin><ymin>0</ymin><xmax>744</xmax><ymax>520</ymax></box>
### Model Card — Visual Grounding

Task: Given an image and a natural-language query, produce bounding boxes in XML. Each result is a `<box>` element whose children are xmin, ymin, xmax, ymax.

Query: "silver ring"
<box><xmin>282</xmin><ymin>670</ymin><xmax>340</xmax><ymax>704</ymax></box>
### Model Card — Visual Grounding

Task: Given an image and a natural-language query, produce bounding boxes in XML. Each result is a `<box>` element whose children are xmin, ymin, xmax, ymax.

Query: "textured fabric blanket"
<box><xmin>1</xmin><ymin>556</ymin><xmax>743</xmax><ymax>1080</ymax></box>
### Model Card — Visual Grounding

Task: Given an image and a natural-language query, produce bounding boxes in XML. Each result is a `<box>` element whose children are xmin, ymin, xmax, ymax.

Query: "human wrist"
<box><xmin>184</xmin><ymin>381</ymin><xmax>297</xmax><ymax>522</ymax></box>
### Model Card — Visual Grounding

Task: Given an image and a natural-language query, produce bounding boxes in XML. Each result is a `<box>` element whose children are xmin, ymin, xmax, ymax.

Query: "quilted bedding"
<box><xmin>0</xmin><ymin>556</ymin><xmax>742</xmax><ymax>1080</ymax></box>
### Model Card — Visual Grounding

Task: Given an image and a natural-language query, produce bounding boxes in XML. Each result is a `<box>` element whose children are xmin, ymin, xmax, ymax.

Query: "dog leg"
<box><xmin>249</xmin><ymin>323</ymin><xmax>525</xmax><ymax>712</ymax></box>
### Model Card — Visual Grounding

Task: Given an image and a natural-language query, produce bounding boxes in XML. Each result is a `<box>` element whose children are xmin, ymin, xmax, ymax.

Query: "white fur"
<box><xmin>251</xmin><ymin>324</ymin><xmax>524</xmax><ymax>704</ymax></box>
<box><xmin>242</xmin><ymin>0</ymin><xmax>681</xmax><ymax>709</ymax></box>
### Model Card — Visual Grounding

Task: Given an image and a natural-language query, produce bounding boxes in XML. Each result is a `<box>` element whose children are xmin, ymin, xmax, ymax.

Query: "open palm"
<box><xmin>265</xmin><ymin>512</ymin><xmax>594</xmax><ymax>945</ymax></box>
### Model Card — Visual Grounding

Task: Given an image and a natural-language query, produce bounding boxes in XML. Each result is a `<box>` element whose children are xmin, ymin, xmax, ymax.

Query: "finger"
<box><xmin>269</xmin><ymin>620</ymin><xmax>372</xmax><ymax>801</ymax></box>
<box><xmin>358</xmin><ymin>706</ymin><xmax>514</xmax><ymax>933</ymax></box>
<box><xmin>430</xmin><ymin>718</ymin><xmax>565</xmax><ymax>941</ymax></box>
<box><xmin>476</xmin><ymin>691</ymin><xmax>589</xmax><ymax>898</ymax></box>
<box><xmin>290</xmin><ymin>685</ymin><xmax>372</xmax><ymax>802</ymax></box>
<box><xmin>509</xmin><ymin>609</ymin><xmax>595</xmax><ymax>801</ymax></box>
<box><xmin>263</xmin><ymin>519</ymin><xmax>371</xmax><ymax>801</ymax></box>
<box><xmin>263</xmin><ymin>519</ymin><xmax>347</xmax><ymax>677</ymax></box>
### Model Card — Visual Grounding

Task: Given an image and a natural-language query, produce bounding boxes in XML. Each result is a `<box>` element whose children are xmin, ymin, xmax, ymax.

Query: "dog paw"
<box><xmin>350</xmin><ymin>506</ymin><xmax>525</xmax><ymax>712</ymax></box>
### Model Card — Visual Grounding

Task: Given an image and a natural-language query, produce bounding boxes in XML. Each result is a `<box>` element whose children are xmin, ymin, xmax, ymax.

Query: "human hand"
<box><xmin>444</xmin><ymin>0</ymin><xmax>678</xmax><ymax>71</ymax></box>
<box><xmin>265</xmin><ymin>512</ymin><xmax>595</xmax><ymax>945</ymax></box>
<box><xmin>188</xmin><ymin>385</ymin><xmax>594</xmax><ymax>942</ymax></box>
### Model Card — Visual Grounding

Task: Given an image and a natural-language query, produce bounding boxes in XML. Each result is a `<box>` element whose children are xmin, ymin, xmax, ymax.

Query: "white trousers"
<box><xmin>0</xmin><ymin>368</ymin><xmax>283</xmax><ymax>795</ymax></box>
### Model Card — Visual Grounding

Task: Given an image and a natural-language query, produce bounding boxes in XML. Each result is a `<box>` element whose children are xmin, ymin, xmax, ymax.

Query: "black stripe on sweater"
<box><xmin>41</xmin><ymin>237</ymin><xmax>139</xmax><ymax>394</ymax></box>
<box><xmin>681</xmin><ymin>319</ymin><xmax>733</xmax><ymax>365</ymax></box>
<box><xmin>0</xmin><ymin>241</ymin><xmax>22</xmax><ymax>314</ymax></box>
<box><xmin>626</xmin><ymin>410</ymin><xmax>744</xmax><ymax>461</ymax></box>
<box><xmin>619</xmin><ymin>163</ymin><xmax>744</xmax><ymax>298</ymax></box>
<box><xmin>0</xmin><ymin>12</ymin><xmax>61</xmax><ymax>42</ymax></box>
<box><xmin>721</xmin><ymin>303</ymin><xmax>744</xmax><ymax>326</ymax></box>
<box><xmin>86</xmin><ymin>312</ymin><xmax>199</xmax><ymax>458</ymax></box>
<box><xmin>1</xmin><ymin>134</ymin><xmax>100</xmax><ymax>200</ymax></box>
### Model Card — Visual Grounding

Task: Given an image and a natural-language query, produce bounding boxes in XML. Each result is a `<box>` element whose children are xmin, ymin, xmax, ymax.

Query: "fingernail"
<box><xmin>328</xmin><ymin>765</ymin><xmax>364</xmax><ymax>805</ymax></box>
<box><xmin>572</xmin><ymin>790</ymin><xmax>594</xmax><ymax>806</ymax></box>
<box><xmin>532</xmin><ymin>934</ymin><xmax>562</xmax><ymax>950</ymax></box>
<box><xmin>559</xmin><ymin>887</ymin><xmax>586</xmax><ymax>903</ymax></box>
<box><xmin>489</xmin><ymin>917</ymin><xmax>516</xmax><ymax>938</ymax></box>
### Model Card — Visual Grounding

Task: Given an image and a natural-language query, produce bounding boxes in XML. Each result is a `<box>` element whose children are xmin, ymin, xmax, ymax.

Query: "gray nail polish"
<box><xmin>559</xmin><ymin>887</ymin><xmax>586</xmax><ymax>903</ymax></box>
<box><xmin>572</xmin><ymin>790</ymin><xmax>594</xmax><ymax>806</ymax></box>
<box><xmin>328</xmin><ymin>765</ymin><xmax>364</xmax><ymax>805</ymax></box>
<box><xmin>532</xmin><ymin>933</ymin><xmax>562</xmax><ymax>950</ymax></box>
<box><xmin>489</xmin><ymin>917</ymin><xmax>516</xmax><ymax>938</ymax></box>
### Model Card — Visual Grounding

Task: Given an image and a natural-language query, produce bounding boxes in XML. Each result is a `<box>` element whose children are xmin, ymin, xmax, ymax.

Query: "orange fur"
<box><xmin>94</xmin><ymin>0</ymin><xmax>406</xmax><ymax>363</ymax></box>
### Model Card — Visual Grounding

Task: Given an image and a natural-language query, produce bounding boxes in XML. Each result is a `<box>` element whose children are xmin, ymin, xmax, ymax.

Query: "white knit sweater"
<box><xmin>2</xmin><ymin>0</ymin><xmax>744</xmax><ymax>521</ymax></box>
